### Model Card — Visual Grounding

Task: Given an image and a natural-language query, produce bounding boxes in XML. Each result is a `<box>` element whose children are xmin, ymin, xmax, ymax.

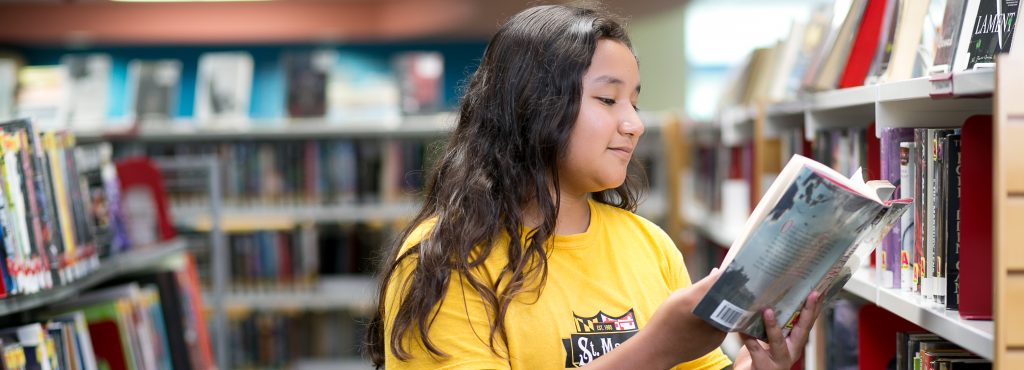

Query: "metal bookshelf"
<box><xmin>0</xmin><ymin>238</ymin><xmax>187</xmax><ymax>317</ymax></box>
<box><xmin>172</xmin><ymin>202</ymin><xmax>422</xmax><ymax>232</ymax></box>
<box><xmin>206</xmin><ymin>275</ymin><xmax>376</xmax><ymax>312</ymax></box>
<box><xmin>688</xmin><ymin>67</ymin><xmax>1004</xmax><ymax>368</ymax></box>
<box><xmin>294</xmin><ymin>358</ymin><xmax>373</xmax><ymax>370</ymax></box>
<box><xmin>681</xmin><ymin>201</ymin><xmax>739</xmax><ymax>248</ymax></box>
<box><xmin>73</xmin><ymin>111</ymin><xmax>667</xmax><ymax>142</ymax></box>
<box><xmin>844</xmin><ymin>268</ymin><xmax>994</xmax><ymax>360</ymax></box>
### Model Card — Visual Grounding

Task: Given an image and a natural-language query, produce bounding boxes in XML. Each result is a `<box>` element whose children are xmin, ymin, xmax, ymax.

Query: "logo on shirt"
<box><xmin>561</xmin><ymin>309</ymin><xmax>638</xmax><ymax>367</ymax></box>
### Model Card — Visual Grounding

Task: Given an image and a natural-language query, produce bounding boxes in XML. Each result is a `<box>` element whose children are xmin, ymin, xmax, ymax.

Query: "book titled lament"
<box><xmin>693</xmin><ymin>154</ymin><xmax>912</xmax><ymax>340</ymax></box>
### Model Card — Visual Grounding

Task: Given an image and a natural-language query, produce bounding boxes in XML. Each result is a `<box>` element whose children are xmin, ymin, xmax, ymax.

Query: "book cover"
<box><xmin>327</xmin><ymin>53</ymin><xmax>400</xmax><ymax>125</ymax></box>
<box><xmin>954</xmin><ymin>0</ymin><xmax>1019</xmax><ymax>71</ymax></box>
<box><xmin>194</xmin><ymin>51</ymin><xmax>253</xmax><ymax>127</ymax></box>
<box><xmin>944</xmin><ymin>134</ymin><xmax>961</xmax><ymax>310</ymax></box>
<box><xmin>114</xmin><ymin>157</ymin><xmax>175</xmax><ymax>247</ymax></box>
<box><xmin>15</xmin><ymin>66</ymin><xmax>65</xmax><ymax>130</ymax></box>
<box><xmin>283</xmin><ymin>50</ymin><xmax>332</xmax><ymax>118</ymax></box>
<box><xmin>127</xmin><ymin>59</ymin><xmax>181</xmax><ymax>125</ymax></box>
<box><xmin>394</xmin><ymin>51</ymin><xmax>443</xmax><ymax>115</ymax></box>
<box><xmin>865</xmin><ymin>0</ymin><xmax>901</xmax><ymax>85</ymax></box>
<box><xmin>913</xmin><ymin>0</ymin><xmax>951</xmax><ymax>78</ymax></box>
<box><xmin>899</xmin><ymin>141</ymin><xmax>917</xmax><ymax>293</ymax></box>
<box><xmin>931</xmin><ymin>0</ymin><xmax>970</xmax><ymax>75</ymax></box>
<box><xmin>0</xmin><ymin>58</ymin><xmax>17</xmax><ymax>120</ymax></box>
<box><xmin>693</xmin><ymin>155</ymin><xmax>911</xmax><ymax>340</ymax></box>
<box><xmin>61</xmin><ymin>54</ymin><xmax>111</xmax><ymax>130</ymax></box>
<box><xmin>880</xmin><ymin>128</ymin><xmax>915</xmax><ymax>289</ymax></box>
<box><xmin>958</xmin><ymin>115</ymin><xmax>992</xmax><ymax>319</ymax></box>
<box><xmin>838</xmin><ymin>0</ymin><xmax>889</xmax><ymax>88</ymax></box>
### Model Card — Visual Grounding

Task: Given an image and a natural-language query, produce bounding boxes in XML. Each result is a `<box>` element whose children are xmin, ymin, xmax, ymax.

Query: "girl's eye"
<box><xmin>632</xmin><ymin>104</ymin><xmax>639</xmax><ymax>111</ymax></box>
<box><xmin>597</xmin><ymin>97</ymin><xmax>615</xmax><ymax>106</ymax></box>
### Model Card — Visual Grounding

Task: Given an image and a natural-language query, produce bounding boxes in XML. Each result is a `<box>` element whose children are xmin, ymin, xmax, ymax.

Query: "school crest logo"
<box><xmin>561</xmin><ymin>309</ymin><xmax>638</xmax><ymax>367</ymax></box>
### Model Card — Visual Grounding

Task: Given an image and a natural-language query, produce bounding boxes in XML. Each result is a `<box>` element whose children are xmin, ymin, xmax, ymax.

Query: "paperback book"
<box><xmin>693</xmin><ymin>154</ymin><xmax>911</xmax><ymax>340</ymax></box>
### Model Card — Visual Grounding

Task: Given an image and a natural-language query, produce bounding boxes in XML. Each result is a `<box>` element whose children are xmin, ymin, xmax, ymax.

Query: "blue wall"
<box><xmin>15</xmin><ymin>41</ymin><xmax>487</xmax><ymax>121</ymax></box>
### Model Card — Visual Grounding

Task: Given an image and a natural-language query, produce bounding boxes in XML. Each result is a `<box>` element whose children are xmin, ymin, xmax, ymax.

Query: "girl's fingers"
<box><xmin>740</xmin><ymin>333</ymin><xmax>771</xmax><ymax>366</ymax></box>
<box><xmin>763</xmin><ymin>309</ymin><xmax>790</xmax><ymax>364</ymax></box>
<box><xmin>788</xmin><ymin>291</ymin><xmax>820</xmax><ymax>349</ymax></box>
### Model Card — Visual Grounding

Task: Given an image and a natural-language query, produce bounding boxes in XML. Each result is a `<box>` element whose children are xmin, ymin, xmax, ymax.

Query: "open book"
<box><xmin>693</xmin><ymin>154</ymin><xmax>912</xmax><ymax>341</ymax></box>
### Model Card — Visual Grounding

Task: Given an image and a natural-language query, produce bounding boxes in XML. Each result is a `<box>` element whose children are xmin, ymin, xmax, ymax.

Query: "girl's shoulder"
<box><xmin>398</xmin><ymin>217</ymin><xmax>439</xmax><ymax>255</ymax></box>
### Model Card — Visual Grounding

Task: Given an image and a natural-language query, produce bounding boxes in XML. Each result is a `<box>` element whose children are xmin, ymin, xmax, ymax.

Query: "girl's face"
<box><xmin>559</xmin><ymin>39</ymin><xmax>644</xmax><ymax>196</ymax></box>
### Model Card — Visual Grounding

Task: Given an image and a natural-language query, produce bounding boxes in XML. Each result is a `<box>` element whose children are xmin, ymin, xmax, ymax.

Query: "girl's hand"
<box><xmin>733</xmin><ymin>291</ymin><xmax>823</xmax><ymax>370</ymax></box>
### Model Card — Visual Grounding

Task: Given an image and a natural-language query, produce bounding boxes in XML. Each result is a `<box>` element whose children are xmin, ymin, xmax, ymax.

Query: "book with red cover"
<box><xmin>114</xmin><ymin>157</ymin><xmax>175</xmax><ymax>245</ymax></box>
<box><xmin>858</xmin><ymin>304</ymin><xmax>924</xmax><ymax>370</ymax></box>
<box><xmin>957</xmin><ymin>115</ymin><xmax>992</xmax><ymax>320</ymax></box>
<box><xmin>838</xmin><ymin>0</ymin><xmax>889</xmax><ymax>88</ymax></box>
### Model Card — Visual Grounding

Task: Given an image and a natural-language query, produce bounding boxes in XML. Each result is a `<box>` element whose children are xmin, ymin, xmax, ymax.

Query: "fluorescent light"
<box><xmin>112</xmin><ymin>0</ymin><xmax>273</xmax><ymax>3</ymax></box>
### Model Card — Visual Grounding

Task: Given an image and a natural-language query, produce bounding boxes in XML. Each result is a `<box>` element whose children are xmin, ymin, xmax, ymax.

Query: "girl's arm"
<box><xmin>583</xmin><ymin>269</ymin><xmax>730</xmax><ymax>369</ymax></box>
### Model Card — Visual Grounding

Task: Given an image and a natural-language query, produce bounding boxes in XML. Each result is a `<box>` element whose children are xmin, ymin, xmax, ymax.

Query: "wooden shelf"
<box><xmin>0</xmin><ymin>239</ymin><xmax>187</xmax><ymax>317</ymax></box>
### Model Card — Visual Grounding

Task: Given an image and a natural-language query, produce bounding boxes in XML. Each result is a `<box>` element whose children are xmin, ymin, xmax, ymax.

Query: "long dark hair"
<box><xmin>365</xmin><ymin>4</ymin><xmax>643</xmax><ymax>366</ymax></box>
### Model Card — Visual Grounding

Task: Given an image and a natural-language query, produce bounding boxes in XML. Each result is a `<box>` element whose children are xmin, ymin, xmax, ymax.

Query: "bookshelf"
<box><xmin>209</xmin><ymin>275</ymin><xmax>375</xmax><ymax>312</ymax></box>
<box><xmin>683</xmin><ymin>62</ymin><xmax>1016</xmax><ymax>367</ymax></box>
<box><xmin>844</xmin><ymin>268</ymin><xmax>994</xmax><ymax>360</ymax></box>
<box><xmin>0</xmin><ymin>238</ymin><xmax>186</xmax><ymax>318</ymax></box>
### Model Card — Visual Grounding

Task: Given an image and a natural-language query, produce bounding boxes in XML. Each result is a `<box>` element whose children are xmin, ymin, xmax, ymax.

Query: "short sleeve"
<box><xmin>383</xmin><ymin>253</ymin><xmax>512</xmax><ymax>369</ymax></box>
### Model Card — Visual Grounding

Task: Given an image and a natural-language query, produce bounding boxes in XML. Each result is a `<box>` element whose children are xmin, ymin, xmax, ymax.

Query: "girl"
<box><xmin>366</xmin><ymin>4</ymin><xmax>822</xmax><ymax>369</ymax></box>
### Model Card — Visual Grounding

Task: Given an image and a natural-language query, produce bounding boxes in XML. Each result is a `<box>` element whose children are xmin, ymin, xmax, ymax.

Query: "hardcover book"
<box><xmin>693</xmin><ymin>154</ymin><xmax>911</xmax><ymax>340</ymax></box>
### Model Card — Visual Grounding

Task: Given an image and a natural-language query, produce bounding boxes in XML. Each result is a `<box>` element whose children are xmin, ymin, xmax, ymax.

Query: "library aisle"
<box><xmin>0</xmin><ymin>0</ymin><xmax>1020</xmax><ymax>369</ymax></box>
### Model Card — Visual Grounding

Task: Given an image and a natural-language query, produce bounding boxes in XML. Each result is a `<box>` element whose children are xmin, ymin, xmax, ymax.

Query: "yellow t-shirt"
<box><xmin>383</xmin><ymin>199</ymin><xmax>732</xmax><ymax>369</ymax></box>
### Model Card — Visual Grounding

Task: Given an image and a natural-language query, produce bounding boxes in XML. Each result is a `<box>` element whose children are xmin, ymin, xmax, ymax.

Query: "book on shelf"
<box><xmin>283</xmin><ymin>50</ymin><xmax>332</xmax><ymax>119</ymax></box>
<box><xmin>928</xmin><ymin>0</ymin><xmax>969</xmax><ymax>94</ymax></box>
<box><xmin>194</xmin><ymin>51</ymin><xmax>254</xmax><ymax>128</ymax></box>
<box><xmin>952</xmin><ymin>0</ymin><xmax>1020</xmax><ymax>72</ymax></box>
<box><xmin>880</xmin><ymin>128</ymin><xmax>915</xmax><ymax>289</ymax></box>
<box><xmin>957</xmin><ymin>115</ymin><xmax>992</xmax><ymax>319</ymax></box>
<box><xmin>863</xmin><ymin>0</ymin><xmax>900</xmax><ymax>85</ymax></box>
<box><xmin>14</xmin><ymin>66</ymin><xmax>65</xmax><ymax>131</ymax></box>
<box><xmin>61</xmin><ymin>54</ymin><xmax>111</xmax><ymax>131</ymax></box>
<box><xmin>692</xmin><ymin>154</ymin><xmax>911</xmax><ymax>340</ymax></box>
<box><xmin>0</xmin><ymin>58</ymin><xmax>15</xmax><ymax>121</ymax></box>
<box><xmin>127</xmin><ymin>59</ymin><xmax>181</xmax><ymax>125</ymax></box>
<box><xmin>393</xmin><ymin>51</ymin><xmax>444</xmax><ymax>115</ymax></box>
<box><xmin>837</xmin><ymin>0</ymin><xmax>888</xmax><ymax>88</ymax></box>
<box><xmin>327</xmin><ymin>52</ymin><xmax>401</xmax><ymax>125</ymax></box>
<box><xmin>114</xmin><ymin>157</ymin><xmax>176</xmax><ymax>247</ymax></box>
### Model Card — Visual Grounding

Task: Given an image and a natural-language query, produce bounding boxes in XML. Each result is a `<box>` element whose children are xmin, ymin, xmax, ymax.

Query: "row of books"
<box><xmin>129</xmin><ymin>139</ymin><xmax>435</xmax><ymax>207</ymax></box>
<box><xmin>189</xmin><ymin>223</ymin><xmax>391</xmax><ymax>292</ymax></box>
<box><xmin>878</xmin><ymin>118</ymin><xmax>992</xmax><ymax>319</ymax></box>
<box><xmin>0</xmin><ymin>253</ymin><xmax>212</xmax><ymax>370</ymax></box>
<box><xmin>0</xmin><ymin>119</ymin><xmax>115</xmax><ymax>296</ymax></box>
<box><xmin>0</xmin><ymin>117</ymin><xmax>185</xmax><ymax>299</ymax></box>
<box><xmin>894</xmin><ymin>331</ymin><xmax>990</xmax><ymax>370</ymax></box>
<box><xmin>227</xmin><ymin>310</ymin><xmax>365</xmax><ymax>370</ymax></box>
<box><xmin>719</xmin><ymin>0</ymin><xmax>1020</xmax><ymax>108</ymax></box>
<box><xmin>1</xmin><ymin>49</ymin><xmax>444</xmax><ymax>131</ymax></box>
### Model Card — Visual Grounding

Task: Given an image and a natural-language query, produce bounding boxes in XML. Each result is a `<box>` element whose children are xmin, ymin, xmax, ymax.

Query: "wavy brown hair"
<box><xmin>365</xmin><ymin>4</ymin><xmax>644</xmax><ymax>367</ymax></box>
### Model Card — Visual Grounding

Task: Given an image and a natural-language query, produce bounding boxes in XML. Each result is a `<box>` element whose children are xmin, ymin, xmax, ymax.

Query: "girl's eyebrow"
<box><xmin>591</xmin><ymin>75</ymin><xmax>641</xmax><ymax>93</ymax></box>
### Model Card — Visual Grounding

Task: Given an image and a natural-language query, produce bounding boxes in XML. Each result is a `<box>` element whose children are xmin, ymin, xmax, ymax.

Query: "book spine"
<box><xmin>900</xmin><ymin>142</ymin><xmax>917</xmax><ymax>293</ymax></box>
<box><xmin>944</xmin><ymin>135</ymin><xmax>961</xmax><ymax>310</ymax></box>
<box><xmin>914</xmin><ymin>129</ymin><xmax>928</xmax><ymax>295</ymax></box>
<box><xmin>934</xmin><ymin>135</ymin><xmax>949</xmax><ymax>306</ymax></box>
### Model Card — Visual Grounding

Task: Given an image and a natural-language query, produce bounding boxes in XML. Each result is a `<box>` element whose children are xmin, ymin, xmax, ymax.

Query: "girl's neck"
<box><xmin>524</xmin><ymin>191</ymin><xmax>591</xmax><ymax>236</ymax></box>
